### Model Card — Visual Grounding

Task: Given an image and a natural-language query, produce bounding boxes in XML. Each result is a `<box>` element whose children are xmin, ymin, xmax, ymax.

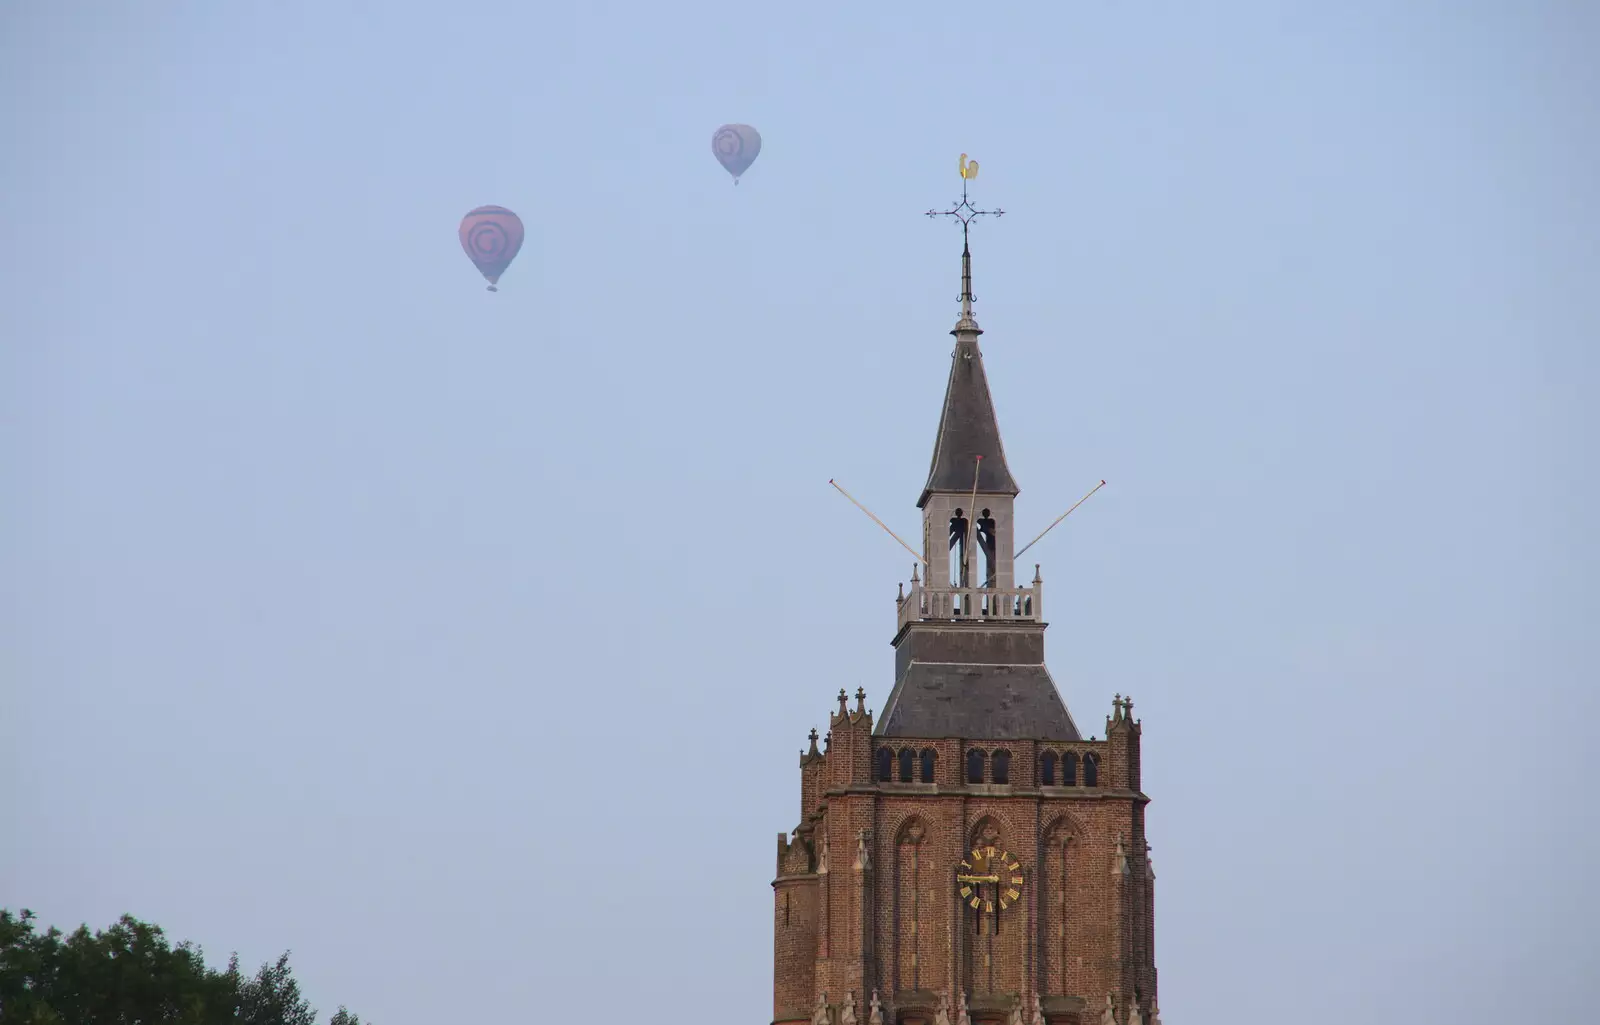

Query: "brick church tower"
<box><xmin>770</xmin><ymin>171</ymin><xmax>1161</xmax><ymax>1025</ymax></box>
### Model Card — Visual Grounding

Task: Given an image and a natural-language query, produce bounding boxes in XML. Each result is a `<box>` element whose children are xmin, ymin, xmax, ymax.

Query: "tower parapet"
<box><xmin>898</xmin><ymin>561</ymin><xmax>1043</xmax><ymax>632</ymax></box>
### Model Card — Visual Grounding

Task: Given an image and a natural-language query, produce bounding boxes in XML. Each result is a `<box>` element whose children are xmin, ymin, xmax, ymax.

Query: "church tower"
<box><xmin>770</xmin><ymin>162</ymin><xmax>1160</xmax><ymax>1025</ymax></box>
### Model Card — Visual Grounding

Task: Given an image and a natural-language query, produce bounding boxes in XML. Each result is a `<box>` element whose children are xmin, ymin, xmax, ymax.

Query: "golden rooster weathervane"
<box><xmin>928</xmin><ymin>153</ymin><xmax>1003</xmax><ymax>248</ymax></box>
<box><xmin>927</xmin><ymin>153</ymin><xmax>1004</xmax><ymax>311</ymax></box>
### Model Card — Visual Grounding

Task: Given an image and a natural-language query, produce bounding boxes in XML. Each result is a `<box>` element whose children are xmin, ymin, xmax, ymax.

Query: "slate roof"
<box><xmin>877</xmin><ymin>662</ymin><xmax>1081</xmax><ymax>741</ymax></box>
<box><xmin>919</xmin><ymin>332</ymin><xmax>1019</xmax><ymax>507</ymax></box>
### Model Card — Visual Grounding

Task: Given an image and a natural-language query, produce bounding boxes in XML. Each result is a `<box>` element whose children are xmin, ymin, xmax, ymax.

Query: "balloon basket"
<box><xmin>486</xmin><ymin>285</ymin><xmax>498</xmax><ymax>292</ymax></box>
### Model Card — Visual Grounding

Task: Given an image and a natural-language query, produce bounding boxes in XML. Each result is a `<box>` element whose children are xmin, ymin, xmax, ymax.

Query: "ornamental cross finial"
<box><xmin>926</xmin><ymin>154</ymin><xmax>1004</xmax><ymax>314</ymax></box>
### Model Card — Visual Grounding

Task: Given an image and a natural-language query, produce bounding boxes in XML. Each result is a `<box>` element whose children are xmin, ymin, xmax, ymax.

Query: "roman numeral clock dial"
<box><xmin>955</xmin><ymin>845</ymin><xmax>1024</xmax><ymax>912</ymax></box>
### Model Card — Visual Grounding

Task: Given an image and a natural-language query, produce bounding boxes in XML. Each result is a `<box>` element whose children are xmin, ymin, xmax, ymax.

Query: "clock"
<box><xmin>955</xmin><ymin>844</ymin><xmax>1024</xmax><ymax>911</ymax></box>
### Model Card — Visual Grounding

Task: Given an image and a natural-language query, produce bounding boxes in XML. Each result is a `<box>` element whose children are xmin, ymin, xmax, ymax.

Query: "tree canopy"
<box><xmin>0</xmin><ymin>909</ymin><xmax>368</xmax><ymax>1025</ymax></box>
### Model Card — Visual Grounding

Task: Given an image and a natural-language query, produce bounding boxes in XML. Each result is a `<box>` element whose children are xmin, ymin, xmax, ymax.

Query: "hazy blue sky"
<box><xmin>3</xmin><ymin>2</ymin><xmax>1595</xmax><ymax>1022</ymax></box>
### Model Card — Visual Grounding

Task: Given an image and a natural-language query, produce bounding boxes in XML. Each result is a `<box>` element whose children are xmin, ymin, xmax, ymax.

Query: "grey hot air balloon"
<box><xmin>711</xmin><ymin>124</ymin><xmax>762</xmax><ymax>184</ymax></box>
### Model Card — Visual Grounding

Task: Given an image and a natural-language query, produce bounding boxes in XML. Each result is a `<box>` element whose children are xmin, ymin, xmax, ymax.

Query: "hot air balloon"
<box><xmin>711</xmin><ymin>124</ymin><xmax>761</xmax><ymax>184</ymax></box>
<box><xmin>459</xmin><ymin>205</ymin><xmax>524</xmax><ymax>291</ymax></box>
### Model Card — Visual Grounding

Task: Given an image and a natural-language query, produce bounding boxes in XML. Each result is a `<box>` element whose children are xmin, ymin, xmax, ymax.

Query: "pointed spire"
<box><xmin>920</xmin><ymin>239</ymin><xmax>1019</xmax><ymax>507</ymax></box>
<box><xmin>922</xmin><ymin>157</ymin><xmax>1016</xmax><ymax>508</ymax></box>
<box><xmin>955</xmin><ymin>239</ymin><xmax>980</xmax><ymax>334</ymax></box>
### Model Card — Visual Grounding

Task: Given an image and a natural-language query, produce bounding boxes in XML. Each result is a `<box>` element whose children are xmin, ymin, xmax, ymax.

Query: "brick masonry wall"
<box><xmin>774</xmin><ymin>872</ymin><xmax>819</xmax><ymax>1023</ymax></box>
<box><xmin>773</xmin><ymin>700</ymin><xmax>1157</xmax><ymax>1025</ymax></box>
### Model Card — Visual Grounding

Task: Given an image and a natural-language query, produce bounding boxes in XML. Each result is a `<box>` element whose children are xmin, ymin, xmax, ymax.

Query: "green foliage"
<box><xmin>0</xmin><ymin>909</ymin><xmax>368</xmax><ymax>1025</ymax></box>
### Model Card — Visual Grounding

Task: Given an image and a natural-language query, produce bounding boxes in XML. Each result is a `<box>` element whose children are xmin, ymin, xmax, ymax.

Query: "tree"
<box><xmin>0</xmin><ymin>909</ymin><xmax>369</xmax><ymax>1025</ymax></box>
<box><xmin>233</xmin><ymin>952</ymin><xmax>317</xmax><ymax>1025</ymax></box>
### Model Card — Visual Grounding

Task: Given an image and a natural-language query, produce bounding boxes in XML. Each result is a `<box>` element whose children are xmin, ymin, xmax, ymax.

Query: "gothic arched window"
<box><xmin>1083</xmin><ymin>753</ymin><xmax>1100</xmax><ymax>788</ymax></box>
<box><xmin>875</xmin><ymin>747</ymin><xmax>893</xmax><ymax>782</ymax></box>
<box><xmin>991</xmin><ymin>749</ymin><xmax>1012</xmax><ymax>785</ymax></box>
<box><xmin>1041</xmin><ymin>751</ymin><xmax>1058</xmax><ymax>786</ymax></box>
<box><xmin>966</xmin><ymin>749</ymin><xmax>986</xmax><ymax>784</ymax></box>
<box><xmin>919</xmin><ymin>748</ymin><xmax>936</xmax><ymax>783</ymax></box>
<box><xmin>1062</xmin><ymin>752</ymin><xmax>1079</xmax><ymax>787</ymax></box>
<box><xmin>898</xmin><ymin>748</ymin><xmax>915</xmax><ymax>783</ymax></box>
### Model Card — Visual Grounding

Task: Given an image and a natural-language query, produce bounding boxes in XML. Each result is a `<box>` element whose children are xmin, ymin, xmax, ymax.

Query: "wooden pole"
<box><xmin>965</xmin><ymin>457</ymin><xmax>982</xmax><ymax>595</ymax></box>
<box><xmin>1015</xmin><ymin>480</ymin><xmax>1106</xmax><ymax>559</ymax></box>
<box><xmin>829</xmin><ymin>479</ymin><xmax>928</xmax><ymax>567</ymax></box>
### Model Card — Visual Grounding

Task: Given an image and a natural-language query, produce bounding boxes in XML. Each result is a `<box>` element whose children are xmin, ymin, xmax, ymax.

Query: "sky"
<box><xmin>2</xmin><ymin>1</ymin><xmax>1596</xmax><ymax>1022</ymax></box>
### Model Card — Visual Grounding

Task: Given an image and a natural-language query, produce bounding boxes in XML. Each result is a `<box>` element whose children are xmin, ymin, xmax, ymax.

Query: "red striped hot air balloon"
<box><xmin>459</xmin><ymin>206</ymin><xmax>524</xmax><ymax>291</ymax></box>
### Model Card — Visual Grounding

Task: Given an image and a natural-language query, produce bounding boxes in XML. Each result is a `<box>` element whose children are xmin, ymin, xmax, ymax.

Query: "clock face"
<box><xmin>956</xmin><ymin>845</ymin><xmax>1024</xmax><ymax>911</ymax></box>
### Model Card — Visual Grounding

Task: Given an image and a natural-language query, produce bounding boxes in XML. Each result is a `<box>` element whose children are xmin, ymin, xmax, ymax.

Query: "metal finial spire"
<box><xmin>926</xmin><ymin>154</ymin><xmax>1004</xmax><ymax>317</ymax></box>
